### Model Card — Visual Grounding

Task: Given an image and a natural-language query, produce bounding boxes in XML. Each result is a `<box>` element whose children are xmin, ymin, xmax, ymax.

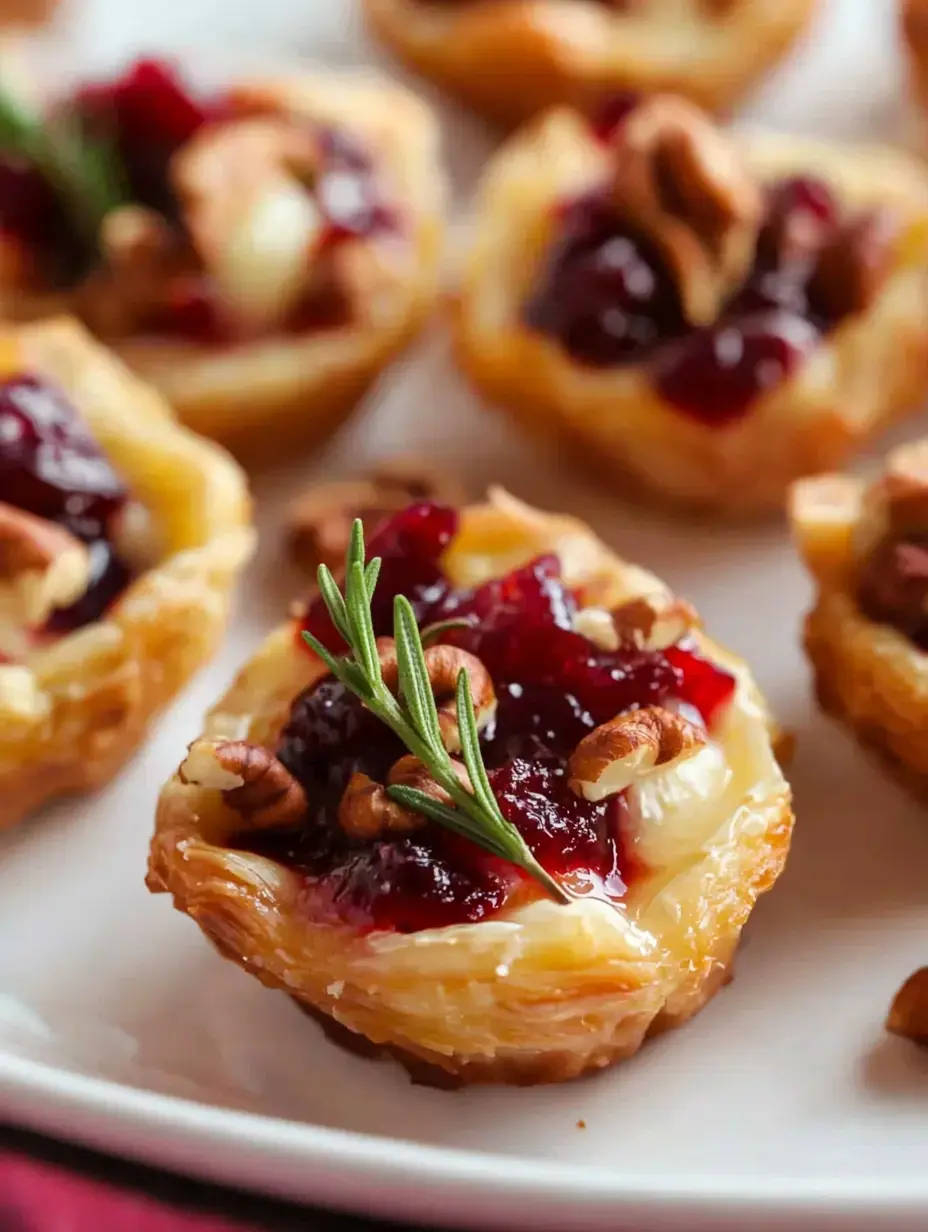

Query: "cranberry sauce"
<box><xmin>237</xmin><ymin>503</ymin><xmax>736</xmax><ymax>934</ymax></box>
<box><xmin>524</xmin><ymin>152</ymin><xmax>867</xmax><ymax>426</ymax></box>
<box><xmin>0</xmin><ymin>373</ymin><xmax>131</xmax><ymax>631</ymax></box>
<box><xmin>2</xmin><ymin>59</ymin><xmax>394</xmax><ymax>341</ymax></box>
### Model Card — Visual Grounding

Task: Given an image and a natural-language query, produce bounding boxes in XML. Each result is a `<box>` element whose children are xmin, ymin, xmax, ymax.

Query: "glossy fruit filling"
<box><xmin>1</xmin><ymin>59</ymin><xmax>395</xmax><ymax>343</ymax></box>
<box><xmin>236</xmin><ymin>502</ymin><xmax>737</xmax><ymax>934</ymax></box>
<box><xmin>0</xmin><ymin>373</ymin><xmax>131</xmax><ymax>632</ymax></box>
<box><xmin>524</xmin><ymin>162</ymin><xmax>872</xmax><ymax>426</ymax></box>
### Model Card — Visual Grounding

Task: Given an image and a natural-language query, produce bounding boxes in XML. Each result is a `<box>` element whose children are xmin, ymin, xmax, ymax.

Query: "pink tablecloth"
<box><xmin>0</xmin><ymin>1128</ymin><xmax>398</xmax><ymax>1231</ymax></box>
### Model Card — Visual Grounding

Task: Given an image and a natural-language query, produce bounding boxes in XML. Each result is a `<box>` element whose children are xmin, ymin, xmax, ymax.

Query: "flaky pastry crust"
<box><xmin>453</xmin><ymin>110</ymin><xmax>928</xmax><ymax>515</ymax></box>
<box><xmin>0</xmin><ymin>318</ymin><xmax>254</xmax><ymax>829</ymax></box>
<box><xmin>903</xmin><ymin>0</ymin><xmax>928</xmax><ymax>125</ymax></box>
<box><xmin>149</xmin><ymin>490</ymin><xmax>792</xmax><ymax>1086</ymax></box>
<box><xmin>1</xmin><ymin>75</ymin><xmax>446</xmax><ymax>463</ymax></box>
<box><xmin>791</xmin><ymin>454</ymin><xmax>928</xmax><ymax>784</ymax></box>
<box><xmin>363</xmin><ymin>0</ymin><xmax>817</xmax><ymax>126</ymax></box>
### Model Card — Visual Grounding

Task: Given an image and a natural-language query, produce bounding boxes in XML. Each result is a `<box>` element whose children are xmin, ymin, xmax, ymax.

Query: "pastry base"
<box><xmin>0</xmin><ymin>319</ymin><xmax>254</xmax><ymax>829</ymax></box>
<box><xmin>0</xmin><ymin>74</ymin><xmax>446</xmax><ymax>465</ymax></box>
<box><xmin>792</xmin><ymin>468</ymin><xmax>928</xmax><ymax>789</ymax></box>
<box><xmin>149</xmin><ymin>493</ymin><xmax>793</xmax><ymax>1086</ymax></box>
<box><xmin>454</xmin><ymin>118</ymin><xmax>928</xmax><ymax>516</ymax></box>
<box><xmin>364</xmin><ymin>0</ymin><xmax>817</xmax><ymax>126</ymax></box>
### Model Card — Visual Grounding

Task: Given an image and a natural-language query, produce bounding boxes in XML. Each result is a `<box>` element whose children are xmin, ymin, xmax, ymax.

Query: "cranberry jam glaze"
<box><xmin>0</xmin><ymin>372</ymin><xmax>130</xmax><ymax>633</ymax></box>
<box><xmin>0</xmin><ymin>59</ymin><xmax>396</xmax><ymax>343</ymax></box>
<box><xmin>238</xmin><ymin>502</ymin><xmax>735</xmax><ymax>934</ymax></box>
<box><xmin>524</xmin><ymin>106</ymin><xmax>886</xmax><ymax>426</ymax></box>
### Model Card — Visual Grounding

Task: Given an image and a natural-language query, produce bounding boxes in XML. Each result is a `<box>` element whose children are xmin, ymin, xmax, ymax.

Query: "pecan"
<box><xmin>568</xmin><ymin>705</ymin><xmax>707</xmax><ymax>802</ymax></box>
<box><xmin>609</xmin><ymin>95</ymin><xmax>762</xmax><ymax>326</ymax></box>
<box><xmin>886</xmin><ymin>967</ymin><xmax>928</xmax><ymax>1047</ymax></box>
<box><xmin>857</xmin><ymin>534</ymin><xmax>928</xmax><ymax>645</ymax></box>
<box><xmin>808</xmin><ymin>208</ymin><xmax>900</xmax><ymax>322</ymax></box>
<box><xmin>610</xmin><ymin>595</ymin><xmax>699</xmax><ymax>651</ymax></box>
<box><xmin>179</xmin><ymin>739</ymin><xmax>307</xmax><ymax>829</ymax></box>
<box><xmin>855</xmin><ymin>442</ymin><xmax>928</xmax><ymax>642</ymax></box>
<box><xmin>172</xmin><ymin>116</ymin><xmax>326</xmax><ymax>330</ymax></box>
<box><xmin>377</xmin><ymin>638</ymin><xmax>496</xmax><ymax>752</ymax></box>
<box><xmin>0</xmin><ymin>502</ymin><xmax>90</xmax><ymax>640</ymax></box>
<box><xmin>338</xmin><ymin>755</ymin><xmax>470</xmax><ymax>841</ymax></box>
<box><xmin>285</xmin><ymin>459</ymin><xmax>467</xmax><ymax>574</ymax></box>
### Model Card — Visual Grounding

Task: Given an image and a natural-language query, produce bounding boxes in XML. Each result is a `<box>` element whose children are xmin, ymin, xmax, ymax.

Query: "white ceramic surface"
<box><xmin>3</xmin><ymin>0</ymin><xmax>928</xmax><ymax>1228</ymax></box>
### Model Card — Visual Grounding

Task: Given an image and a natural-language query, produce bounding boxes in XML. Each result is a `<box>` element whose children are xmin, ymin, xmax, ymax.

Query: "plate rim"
<box><xmin>3</xmin><ymin>1050</ymin><xmax>928</xmax><ymax>1230</ymax></box>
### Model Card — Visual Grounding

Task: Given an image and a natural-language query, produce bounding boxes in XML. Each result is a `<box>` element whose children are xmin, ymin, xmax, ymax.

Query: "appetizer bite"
<box><xmin>0</xmin><ymin>0</ymin><xmax>56</xmax><ymax>24</ymax></box>
<box><xmin>0</xmin><ymin>60</ymin><xmax>445</xmax><ymax>459</ymax></box>
<box><xmin>791</xmin><ymin>440</ymin><xmax>928</xmax><ymax>785</ymax></box>
<box><xmin>150</xmin><ymin>490</ymin><xmax>792</xmax><ymax>1086</ymax></box>
<box><xmin>903</xmin><ymin>0</ymin><xmax>928</xmax><ymax>128</ymax></box>
<box><xmin>453</xmin><ymin>96</ymin><xmax>928</xmax><ymax>515</ymax></box>
<box><xmin>363</xmin><ymin>0</ymin><xmax>817</xmax><ymax>127</ymax></box>
<box><xmin>0</xmin><ymin>317</ymin><xmax>253</xmax><ymax>829</ymax></box>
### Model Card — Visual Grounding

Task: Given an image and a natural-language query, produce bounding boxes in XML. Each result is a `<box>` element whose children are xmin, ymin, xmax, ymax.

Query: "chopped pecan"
<box><xmin>179</xmin><ymin>739</ymin><xmax>307</xmax><ymax>828</ymax></box>
<box><xmin>377</xmin><ymin>638</ymin><xmax>496</xmax><ymax>752</ymax></box>
<box><xmin>857</xmin><ymin>534</ymin><xmax>928</xmax><ymax>646</ymax></box>
<box><xmin>285</xmin><ymin>458</ymin><xmax>467</xmax><ymax>574</ymax></box>
<box><xmin>172</xmin><ymin>116</ymin><xmax>326</xmax><ymax>330</ymax></box>
<box><xmin>808</xmin><ymin>208</ymin><xmax>900</xmax><ymax>321</ymax></box>
<box><xmin>568</xmin><ymin>705</ymin><xmax>707</xmax><ymax>802</ymax></box>
<box><xmin>609</xmin><ymin>95</ymin><xmax>762</xmax><ymax>326</ymax></box>
<box><xmin>573</xmin><ymin>595</ymin><xmax>697</xmax><ymax>652</ymax></box>
<box><xmin>0</xmin><ymin>502</ymin><xmax>90</xmax><ymax>640</ymax></box>
<box><xmin>855</xmin><ymin>442</ymin><xmax>928</xmax><ymax>643</ymax></box>
<box><xmin>338</xmin><ymin>755</ymin><xmax>470</xmax><ymax>841</ymax></box>
<box><xmin>886</xmin><ymin>967</ymin><xmax>928</xmax><ymax>1046</ymax></box>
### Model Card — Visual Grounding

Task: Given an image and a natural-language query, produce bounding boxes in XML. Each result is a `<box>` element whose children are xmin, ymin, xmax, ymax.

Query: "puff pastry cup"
<box><xmin>903</xmin><ymin>0</ymin><xmax>928</xmax><ymax>126</ymax></box>
<box><xmin>791</xmin><ymin>440</ymin><xmax>928</xmax><ymax>786</ymax></box>
<box><xmin>0</xmin><ymin>61</ymin><xmax>445</xmax><ymax>461</ymax></box>
<box><xmin>363</xmin><ymin>0</ymin><xmax>817</xmax><ymax>126</ymax></box>
<box><xmin>0</xmin><ymin>317</ymin><xmax>253</xmax><ymax>830</ymax></box>
<box><xmin>149</xmin><ymin>490</ymin><xmax>793</xmax><ymax>1086</ymax></box>
<box><xmin>453</xmin><ymin>95</ymin><xmax>928</xmax><ymax>515</ymax></box>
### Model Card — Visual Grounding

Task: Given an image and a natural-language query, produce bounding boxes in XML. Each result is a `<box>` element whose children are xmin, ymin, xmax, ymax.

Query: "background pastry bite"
<box><xmin>0</xmin><ymin>317</ymin><xmax>253</xmax><ymax>829</ymax></box>
<box><xmin>0</xmin><ymin>61</ymin><xmax>446</xmax><ymax>461</ymax></box>
<box><xmin>791</xmin><ymin>440</ymin><xmax>928</xmax><ymax>784</ymax></box>
<box><xmin>363</xmin><ymin>0</ymin><xmax>818</xmax><ymax>127</ymax></box>
<box><xmin>149</xmin><ymin>492</ymin><xmax>792</xmax><ymax>1086</ymax></box>
<box><xmin>453</xmin><ymin>94</ymin><xmax>928</xmax><ymax>515</ymax></box>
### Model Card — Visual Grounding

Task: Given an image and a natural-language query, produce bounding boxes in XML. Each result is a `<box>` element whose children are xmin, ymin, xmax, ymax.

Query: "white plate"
<box><xmin>3</xmin><ymin>0</ymin><xmax>928</xmax><ymax>1228</ymax></box>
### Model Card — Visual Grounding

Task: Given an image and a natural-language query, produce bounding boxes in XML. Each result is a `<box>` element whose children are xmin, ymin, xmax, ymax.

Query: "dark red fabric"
<box><xmin>0</xmin><ymin>1152</ymin><xmax>258</xmax><ymax>1230</ymax></box>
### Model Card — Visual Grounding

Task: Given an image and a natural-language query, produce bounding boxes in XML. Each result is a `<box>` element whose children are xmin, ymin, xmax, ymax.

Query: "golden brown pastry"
<box><xmin>0</xmin><ymin>60</ymin><xmax>445</xmax><ymax>461</ymax></box>
<box><xmin>363</xmin><ymin>0</ymin><xmax>817</xmax><ymax>126</ymax></box>
<box><xmin>149</xmin><ymin>489</ymin><xmax>792</xmax><ymax>1086</ymax></box>
<box><xmin>903</xmin><ymin>0</ymin><xmax>928</xmax><ymax>122</ymax></box>
<box><xmin>791</xmin><ymin>440</ymin><xmax>928</xmax><ymax>785</ymax></box>
<box><xmin>453</xmin><ymin>95</ymin><xmax>928</xmax><ymax>515</ymax></box>
<box><xmin>0</xmin><ymin>317</ymin><xmax>253</xmax><ymax>829</ymax></box>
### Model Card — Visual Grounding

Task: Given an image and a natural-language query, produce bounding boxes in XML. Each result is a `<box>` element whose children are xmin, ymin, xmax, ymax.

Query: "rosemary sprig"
<box><xmin>0</xmin><ymin>81</ymin><xmax>127</xmax><ymax>243</ymax></box>
<box><xmin>302</xmin><ymin>519</ymin><xmax>570</xmax><ymax>905</ymax></box>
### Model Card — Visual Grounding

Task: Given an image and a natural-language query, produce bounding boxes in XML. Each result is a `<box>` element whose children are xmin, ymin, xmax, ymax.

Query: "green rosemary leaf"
<box><xmin>419</xmin><ymin>617</ymin><xmax>473</xmax><ymax>647</ymax></box>
<box><xmin>385</xmin><ymin>785</ymin><xmax>507</xmax><ymax>854</ymax></box>
<box><xmin>302</xmin><ymin>518</ymin><xmax>569</xmax><ymax>906</ymax></box>
<box><xmin>316</xmin><ymin>565</ymin><xmax>350</xmax><ymax>646</ymax></box>
<box><xmin>346</xmin><ymin>559</ymin><xmax>379</xmax><ymax>682</ymax></box>
<box><xmin>364</xmin><ymin>555</ymin><xmax>382</xmax><ymax>599</ymax></box>
<box><xmin>301</xmin><ymin>630</ymin><xmax>350</xmax><ymax>682</ymax></box>
<box><xmin>0</xmin><ymin>85</ymin><xmax>126</xmax><ymax>243</ymax></box>
<box><xmin>455</xmin><ymin>669</ymin><xmax>497</xmax><ymax>816</ymax></box>
<box><xmin>394</xmin><ymin>595</ymin><xmax>445</xmax><ymax>756</ymax></box>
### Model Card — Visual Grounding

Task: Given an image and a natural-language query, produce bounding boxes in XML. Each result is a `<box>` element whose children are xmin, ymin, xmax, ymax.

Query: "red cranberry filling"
<box><xmin>2</xmin><ymin>59</ymin><xmax>396</xmax><ymax>343</ymax></box>
<box><xmin>240</xmin><ymin>503</ymin><xmax>735</xmax><ymax>934</ymax></box>
<box><xmin>0</xmin><ymin>373</ymin><xmax>131</xmax><ymax>631</ymax></box>
<box><xmin>525</xmin><ymin>160</ymin><xmax>869</xmax><ymax>425</ymax></box>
